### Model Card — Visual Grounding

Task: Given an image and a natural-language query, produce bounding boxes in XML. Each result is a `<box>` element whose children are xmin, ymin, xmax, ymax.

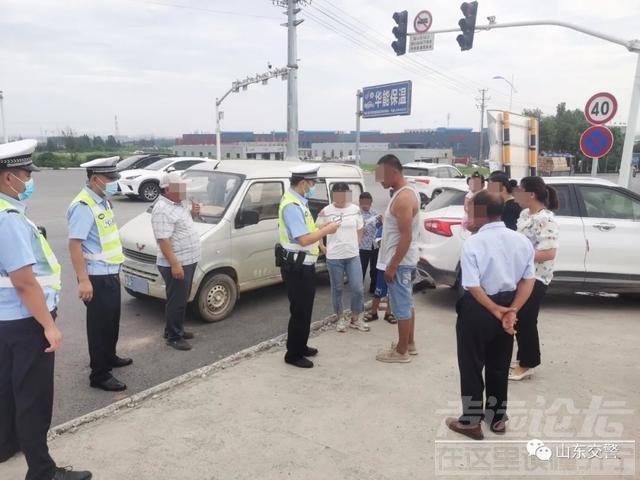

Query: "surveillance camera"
<box><xmin>268</xmin><ymin>62</ymin><xmax>273</xmax><ymax>69</ymax></box>
<box><xmin>487</xmin><ymin>16</ymin><xmax>496</xmax><ymax>24</ymax></box>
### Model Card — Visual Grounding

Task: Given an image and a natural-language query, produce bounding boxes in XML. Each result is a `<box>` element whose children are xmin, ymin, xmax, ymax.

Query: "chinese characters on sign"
<box><xmin>362</xmin><ymin>81</ymin><xmax>412</xmax><ymax>118</ymax></box>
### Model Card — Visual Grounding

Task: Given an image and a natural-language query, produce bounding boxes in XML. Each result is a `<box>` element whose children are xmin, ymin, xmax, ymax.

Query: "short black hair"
<box><xmin>488</xmin><ymin>170</ymin><xmax>516</xmax><ymax>193</ymax></box>
<box><xmin>359</xmin><ymin>191</ymin><xmax>372</xmax><ymax>200</ymax></box>
<box><xmin>331</xmin><ymin>182</ymin><xmax>350</xmax><ymax>192</ymax></box>
<box><xmin>472</xmin><ymin>190</ymin><xmax>504</xmax><ymax>218</ymax></box>
<box><xmin>377</xmin><ymin>154</ymin><xmax>403</xmax><ymax>171</ymax></box>
<box><xmin>466</xmin><ymin>171</ymin><xmax>485</xmax><ymax>185</ymax></box>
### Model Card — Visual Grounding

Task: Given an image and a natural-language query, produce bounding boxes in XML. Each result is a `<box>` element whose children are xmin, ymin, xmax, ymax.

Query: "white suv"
<box><xmin>118</xmin><ymin>157</ymin><xmax>209</xmax><ymax>201</ymax></box>
<box><xmin>417</xmin><ymin>177</ymin><xmax>640</xmax><ymax>295</ymax></box>
<box><xmin>401</xmin><ymin>162</ymin><xmax>467</xmax><ymax>206</ymax></box>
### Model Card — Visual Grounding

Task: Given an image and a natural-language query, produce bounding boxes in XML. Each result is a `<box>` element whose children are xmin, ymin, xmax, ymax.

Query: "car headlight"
<box><xmin>125</xmin><ymin>175</ymin><xmax>141</xmax><ymax>180</ymax></box>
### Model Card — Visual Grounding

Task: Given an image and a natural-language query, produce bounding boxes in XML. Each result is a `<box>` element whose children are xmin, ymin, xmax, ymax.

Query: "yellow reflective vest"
<box><xmin>277</xmin><ymin>190</ymin><xmax>319</xmax><ymax>255</ymax></box>
<box><xmin>68</xmin><ymin>190</ymin><xmax>124</xmax><ymax>265</ymax></box>
<box><xmin>0</xmin><ymin>198</ymin><xmax>62</xmax><ymax>291</ymax></box>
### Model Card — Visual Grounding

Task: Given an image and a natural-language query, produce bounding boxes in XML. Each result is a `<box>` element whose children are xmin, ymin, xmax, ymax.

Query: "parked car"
<box><xmin>116</xmin><ymin>153</ymin><xmax>175</xmax><ymax>172</ymax></box>
<box><xmin>399</xmin><ymin>162</ymin><xmax>467</xmax><ymax>207</ymax></box>
<box><xmin>118</xmin><ymin>157</ymin><xmax>208</xmax><ymax>201</ymax></box>
<box><xmin>118</xmin><ymin>160</ymin><xmax>366</xmax><ymax>322</ymax></box>
<box><xmin>417</xmin><ymin>177</ymin><xmax>640</xmax><ymax>295</ymax></box>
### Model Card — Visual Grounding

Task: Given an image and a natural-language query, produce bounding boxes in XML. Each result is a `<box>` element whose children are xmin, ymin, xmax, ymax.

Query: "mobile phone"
<box><xmin>331</xmin><ymin>214</ymin><xmax>343</xmax><ymax>224</ymax></box>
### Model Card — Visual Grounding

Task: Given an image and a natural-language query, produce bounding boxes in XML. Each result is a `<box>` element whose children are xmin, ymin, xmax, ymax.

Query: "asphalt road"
<box><xmin>19</xmin><ymin>168</ymin><xmax>640</xmax><ymax>426</ymax></box>
<box><xmin>23</xmin><ymin>169</ymin><xmax>391</xmax><ymax>425</ymax></box>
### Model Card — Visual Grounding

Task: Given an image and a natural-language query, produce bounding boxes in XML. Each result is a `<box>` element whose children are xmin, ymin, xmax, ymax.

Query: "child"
<box><xmin>362</xmin><ymin>224</ymin><xmax>396</xmax><ymax>323</ymax></box>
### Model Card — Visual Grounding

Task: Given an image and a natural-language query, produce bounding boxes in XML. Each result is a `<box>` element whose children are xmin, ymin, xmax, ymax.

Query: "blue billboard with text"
<box><xmin>362</xmin><ymin>81</ymin><xmax>412</xmax><ymax>118</ymax></box>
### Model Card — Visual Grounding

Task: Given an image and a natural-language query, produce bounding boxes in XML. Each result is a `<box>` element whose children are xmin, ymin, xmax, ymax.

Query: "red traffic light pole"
<box><xmin>416</xmin><ymin>19</ymin><xmax>640</xmax><ymax>189</ymax></box>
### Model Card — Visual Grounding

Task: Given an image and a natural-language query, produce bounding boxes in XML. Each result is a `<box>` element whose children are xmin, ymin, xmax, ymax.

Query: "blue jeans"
<box><xmin>326</xmin><ymin>256</ymin><xmax>364</xmax><ymax>316</ymax></box>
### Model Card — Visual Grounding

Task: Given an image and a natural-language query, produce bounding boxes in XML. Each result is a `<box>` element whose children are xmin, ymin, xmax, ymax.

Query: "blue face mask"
<box><xmin>98</xmin><ymin>178</ymin><xmax>118</xmax><ymax>197</ymax></box>
<box><xmin>11</xmin><ymin>174</ymin><xmax>35</xmax><ymax>201</ymax></box>
<box><xmin>304</xmin><ymin>184</ymin><xmax>316</xmax><ymax>199</ymax></box>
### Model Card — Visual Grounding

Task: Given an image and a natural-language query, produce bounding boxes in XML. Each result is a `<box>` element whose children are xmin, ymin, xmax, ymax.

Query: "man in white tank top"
<box><xmin>374</xmin><ymin>155</ymin><xmax>421</xmax><ymax>363</ymax></box>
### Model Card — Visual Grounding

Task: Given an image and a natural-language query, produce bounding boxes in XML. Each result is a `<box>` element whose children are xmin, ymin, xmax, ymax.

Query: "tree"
<box><xmin>92</xmin><ymin>136</ymin><xmax>105</xmax><ymax>151</ymax></box>
<box><xmin>46</xmin><ymin>138</ymin><xmax>58</xmax><ymax>152</ymax></box>
<box><xmin>77</xmin><ymin>134</ymin><xmax>92</xmax><ymax>151</ymax></box>
<box><xmin>105</xmin><ymin>135</ymin><xmax>120</xmax><ymax>150</ymax></box>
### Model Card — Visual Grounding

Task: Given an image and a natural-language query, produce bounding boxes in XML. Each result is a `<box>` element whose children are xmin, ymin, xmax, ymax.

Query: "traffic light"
<box><xmin>456</xmin><ymin>1</ymin><xmax>478</xmax><ymax>51</ymax></box>
<box><xmin>391</xmin><ymin>10</ymin><xmax>408</xmax><ymax>56</ymax></box>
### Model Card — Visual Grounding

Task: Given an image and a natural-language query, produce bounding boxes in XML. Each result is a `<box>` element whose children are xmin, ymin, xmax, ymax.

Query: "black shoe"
<box><xmin>90</xmin><ymin>376</ymin><xmax>127</xmax><ymax>392</ymax></box>
<box><xmin>53</xmin><ymin>466</ymin><xmax>92</xmax><ymax>479</ymax></box>
<box><xmin>110</xmin><ymin>356</ymin><xmax>133</xmax><ymax>368</ymax></box>
<box><xmin>163</xmin><ymin>331</ymin><xmax>194</xmax><ymax>340</ymax></box>
<box><xmin>303</xmin><ymin>346</ymin><xmax>318</xmax><ymax>357</ymax></box>
<box><xmin>166</xmin><ymin>338</ymin><xmax>192</xmax><ymax>351</ymax></box>
<box><xmin>284</xmin><ymin>356</ymin><xmax>314</xmax><ymax>368</ymax></box>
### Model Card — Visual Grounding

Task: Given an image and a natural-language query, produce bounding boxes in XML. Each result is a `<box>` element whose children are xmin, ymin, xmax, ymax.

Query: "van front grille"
<box><xmin>123</xmin><ymin>248</ymin><xmax>157</xmax><ymax>264</ymax></box>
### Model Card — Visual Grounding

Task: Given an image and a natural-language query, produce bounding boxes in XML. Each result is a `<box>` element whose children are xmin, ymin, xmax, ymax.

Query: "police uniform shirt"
<box><xmin>67</xmin><ymin>186</ymin><xmax>120</xmax><ymax>275</ymax></box>
<box><xmin>282</xmin><ymin>188</ymin><xmax>313</xmax><ymax>243</ymax></box>
<box><xmin>461</xmin><ymin>221</ymin><xmax>535</xmax><ymax>296</ymax></box>
<box><xmin>0</xmin><ymin>192</ymin><xmax>59</xmax><ymax>320</ymax></box>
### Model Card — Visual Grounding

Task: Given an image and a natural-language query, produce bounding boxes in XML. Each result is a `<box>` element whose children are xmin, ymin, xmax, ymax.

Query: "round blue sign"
<box><xmin>580</xmin><ymin>126</ymin><xmax>613</xmax><ymax>159</ymax></box>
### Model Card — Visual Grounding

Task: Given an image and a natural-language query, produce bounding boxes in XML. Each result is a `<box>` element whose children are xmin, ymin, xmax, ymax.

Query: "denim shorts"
<box><xmin>373</xmin><ymin>268</ymin><xmax>387</xmax><ymax>298</ymax></box>
<box><xmin>387</xmin><ymin>265</ymin><xmax>416</xmax><ymax>320</ymax></box>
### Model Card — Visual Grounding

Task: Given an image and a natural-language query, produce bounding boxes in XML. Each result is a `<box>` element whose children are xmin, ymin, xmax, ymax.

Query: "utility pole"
<box><xmin>0</xmin><ymin>90</ymin><xmax>6</xmax><ymax>143</ymax></box>
<box><xmin>355</xmin><ymin>90</ymin><xmax>362</xmax><ymax>165</ymax></box>
<box><xmin>476</xmin><ymin>88</ymin><xmax>489</xmax><ymax>163</ymax></box>
<box><xmin>273</xmin><ymin>0</ymin><xmax>309</xmax><ymax>161</ymax></box>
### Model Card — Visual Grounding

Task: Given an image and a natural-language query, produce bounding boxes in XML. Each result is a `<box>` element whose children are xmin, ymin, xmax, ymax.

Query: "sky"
<box><xmin>1</xmin><ymin>0</ymin><xmax>639</xmax><ymax>139</ymax></box>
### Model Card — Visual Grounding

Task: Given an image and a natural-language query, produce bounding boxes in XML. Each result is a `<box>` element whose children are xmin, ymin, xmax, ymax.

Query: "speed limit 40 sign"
<box><xmin>584</xmin><ymin>92</ymin><xmax>618</xmax><ymax>125</ymax></box>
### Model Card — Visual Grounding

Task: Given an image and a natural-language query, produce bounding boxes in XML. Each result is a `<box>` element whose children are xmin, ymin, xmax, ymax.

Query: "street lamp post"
<box><xmin>492</xmin><ymin>75</ymin><xmax>517</xmax><ymax>112</ymax></box>
<box><xmin>0</xmin><ymin>90</ymin><xmax>6</xmax><ymax>143</ymax></box>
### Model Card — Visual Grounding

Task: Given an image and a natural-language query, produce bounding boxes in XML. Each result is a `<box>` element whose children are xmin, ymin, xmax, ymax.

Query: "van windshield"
<box><xmin>182</xmin><ymin>170</ymin><xmax>244</xmax><ymax>224</ymax></box>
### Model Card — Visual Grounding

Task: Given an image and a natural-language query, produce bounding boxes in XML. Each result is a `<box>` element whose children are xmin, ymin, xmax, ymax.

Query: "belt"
<box><xmin>0</xmin><ymin>274</ymin><xmax>60</xmax><ymax>288</ymax></box>
<box><xmin>288</xmin><ymin>251</ymin><xmax>318</xmax><ymax>265</ymax></box>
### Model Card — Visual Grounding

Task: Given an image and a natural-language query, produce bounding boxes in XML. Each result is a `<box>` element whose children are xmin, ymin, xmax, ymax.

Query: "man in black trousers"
<box><xmin>446</xmin><ymin>191</ymin><xmax>535</xmax><ymax>440</ymax></box>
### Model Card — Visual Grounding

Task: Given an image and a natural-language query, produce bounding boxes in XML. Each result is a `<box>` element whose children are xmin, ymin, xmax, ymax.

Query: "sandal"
<box><xmin>363</xmin><ymin>311</ymin><xmax>379</xmax><ymax>322</ymax></box>
<box><xmin>384</xmin><ymin>313</ymin><xmax>397</xmax><ymax>324</ymax></box>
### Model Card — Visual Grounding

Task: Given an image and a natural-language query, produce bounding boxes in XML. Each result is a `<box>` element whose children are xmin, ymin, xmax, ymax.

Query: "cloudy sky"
<box><xmin>1</xmin><ymin>0</ymin><xmax>639</xmax><ymax>139</ymax></box>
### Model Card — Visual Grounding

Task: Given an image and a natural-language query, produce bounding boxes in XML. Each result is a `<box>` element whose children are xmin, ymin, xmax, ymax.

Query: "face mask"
<box><xmin>304</xmin><ymin>184</ymin><xmax>316</xmax><ymax>199</ymax></box>
<box><xmin>11</xmin><ymin>174</ymin><xmax>35</xmax><ymax>201</ymax></box>
<box><xmin>98</xmin><ymin>178</ymin><xmax>118</xmax><ymax>197</ymax></box>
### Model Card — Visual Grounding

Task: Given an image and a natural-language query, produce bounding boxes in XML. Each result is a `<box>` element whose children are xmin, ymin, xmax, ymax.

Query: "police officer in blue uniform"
<box><xmin>0</xmin><ymin>140</ymin><xmax>91</xmax><ymax>479</ymax></box>
<box><xmin>67</xmin><ymin>157</ymin><xmax>130</xmax><ymax>392</ymax></box>
<box><xmin>277</xmin><ymin>164</ymin><xmax>339</xmax><ymax>368</ymax></box>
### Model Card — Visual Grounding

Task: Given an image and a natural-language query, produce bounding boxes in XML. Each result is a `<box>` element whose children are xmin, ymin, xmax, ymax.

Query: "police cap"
<box><xmin>0</xmin><ymin>139</ymin><xmax>39</xmax><ymax>172</ymax></box>
<box><xmin>81</xmin><ymin>156</ymin><xmax>121</xmax><ymax>180</ymax></box>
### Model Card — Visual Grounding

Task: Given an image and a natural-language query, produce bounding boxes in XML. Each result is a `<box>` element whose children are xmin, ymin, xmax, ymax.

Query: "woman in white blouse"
<box><xmin>510</xmin><ymin>176</ymin><xmax>560</xmax><ymax>381</ymax></box>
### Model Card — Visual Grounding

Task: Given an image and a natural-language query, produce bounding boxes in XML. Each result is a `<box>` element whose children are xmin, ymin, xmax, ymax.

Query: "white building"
<box><xmin>359</xmin><ymin>148</ymin><xmax>454</xmax><ymax>165</ymax></box>
<box><xmin>172</xmin><ymin>142</ymin><xmax>286</xmax><ymax>160</ymax></box>
<box><xmin>310</xmin><ymin>142</ymin><xmax>388</xmax><ymax>161</ymax></box>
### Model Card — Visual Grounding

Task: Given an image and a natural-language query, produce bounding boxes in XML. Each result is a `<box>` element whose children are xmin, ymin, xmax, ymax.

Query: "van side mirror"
<box><xmin>235</xmin><ymin>209</ymin><xmax>260</xmax><ymax>228</ymax></box>
<box><xmin>165</xmin><ymin>166</ymin><xmax>176</xmax><ymax>173</ymax></box>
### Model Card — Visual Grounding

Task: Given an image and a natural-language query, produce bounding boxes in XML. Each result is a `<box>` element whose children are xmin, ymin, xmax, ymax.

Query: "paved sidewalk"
<box><xmin>3</xmin><ymin>289</ymin><xmax>639</xmax><ymax>479</ymax></box>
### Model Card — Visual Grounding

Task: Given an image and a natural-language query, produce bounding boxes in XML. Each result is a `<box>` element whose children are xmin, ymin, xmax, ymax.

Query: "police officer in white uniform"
<box><xmin>67</xmin><ymin>157</ymin><xmax>130</xmax><ymax>392</ymax></box>
<box><xmin>0</xmin><ymin>140</ymin><xmax>91</xmax><ymax>479</ymax></box>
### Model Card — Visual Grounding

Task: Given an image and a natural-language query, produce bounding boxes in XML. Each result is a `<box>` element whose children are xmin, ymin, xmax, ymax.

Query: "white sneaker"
<box><xmin>349</xmin><ymin>318</ymin><xmax>370</xmax><ymax>332</ymax></box>
<box><xmin>336</xmin><ymin>318</ymin><xmax>348</xmax><ymax>333</ymax></box>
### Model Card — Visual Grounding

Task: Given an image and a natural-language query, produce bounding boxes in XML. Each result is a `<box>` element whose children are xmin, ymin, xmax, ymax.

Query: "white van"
<box><xmin>118</xmin><ymin>160</ymin><xmax>366</xmax><ymax>322</ymax></box>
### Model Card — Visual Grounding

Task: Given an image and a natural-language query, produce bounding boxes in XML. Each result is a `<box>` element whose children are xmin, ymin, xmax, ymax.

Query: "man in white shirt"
<box><xmin>151</xmin><ymin>172</ymin><xmax>201</xmax><ymax>351</ymax></box>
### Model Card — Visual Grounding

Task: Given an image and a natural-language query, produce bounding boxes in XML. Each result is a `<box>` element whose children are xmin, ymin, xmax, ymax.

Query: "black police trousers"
<box><xmin>281</xmin><ymin>262</ymin><xmax>316</xmax><ymax>360</ymax></box>
<box><xmin>0</xmin><ymin>316</ymin><xmax>56</xmax><ymax>480</ymax></box>
<box><xmin>85</xmin><ymin>274</ymin><xmax>121</xmax><ymax>382</ymax></box>
<box><xmin>515</xmin><ymin>279</ymin><xmax>548</xmax><ymax>369</ymax></box>
<box><xmin>455</xmin><ymin>291</ymin><xmax>515</xmax><ymax>427</ymax></box>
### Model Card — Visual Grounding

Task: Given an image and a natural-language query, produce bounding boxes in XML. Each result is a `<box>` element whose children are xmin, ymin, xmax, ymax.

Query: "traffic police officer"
<box><xmin>277</xmin><ymin>164</ymin><xmax>339</xmax><ymax>368</ymax></box>
<box><xmin>67</xmin><ymin>157</ymin><xmax>130</xmax><ymax>392</ymax></box>
<box><xmin>0</xmin><ymin>140</ymin><xmax>91</xmax><ymax>479</ymax></box>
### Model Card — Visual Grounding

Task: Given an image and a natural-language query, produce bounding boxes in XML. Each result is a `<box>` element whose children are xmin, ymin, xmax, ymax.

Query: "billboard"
<box><xmin>362</xmin><ymin>81</ymin><xmax>412</xmax><ymax>118</ymax></box>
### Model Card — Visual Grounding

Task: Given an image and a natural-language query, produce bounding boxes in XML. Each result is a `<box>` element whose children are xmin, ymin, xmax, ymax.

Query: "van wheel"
<box><xmin>195</xmin><ymin>272</ymin><xmax>238</xmax><ymax>322</ymax></box>
<box><xmin>140</xmin><ymin>181</ymin><xmax>160</xmax><ymax>202</ymax></box>
<box><xmin>124</xmin><ymin>287</ymin><xmax>148</xmax><ymax>299</ymax></box>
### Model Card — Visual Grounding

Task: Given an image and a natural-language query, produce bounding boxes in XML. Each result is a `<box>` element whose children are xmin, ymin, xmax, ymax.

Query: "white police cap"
<box><xmin>159</xmin><ymin>171</ymin><xmax>184</xmax><ymax>188</ymax></box>
<box><xmin>0</xmin><ymin>139</ymin><xmax>39</xmax><ymax>172</ymax></box>
<box><xmin>80</xmin><ymin>156</ymin><xmax>120</xmax><ymax>179</ymax></box>
<box><xmin>289</xmin><ymin>163</ymin><xmax>321</xmax><ymax>180</ymax></box>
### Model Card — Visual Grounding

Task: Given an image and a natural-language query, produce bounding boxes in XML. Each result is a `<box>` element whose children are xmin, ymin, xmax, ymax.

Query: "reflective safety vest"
<box><xmin>277</xmin><ymin>190</ymin><xmax>319</xmax><ymax>255</ymax></box>
<box><xmin>0</xmin><ymin>198</ymin><xmax>62</xmax><ymax>291</ymax></box>
<box><xmin>68</xmin><ymin>190</ymin><xmax>124</xmax><ymax>265</ymax></box>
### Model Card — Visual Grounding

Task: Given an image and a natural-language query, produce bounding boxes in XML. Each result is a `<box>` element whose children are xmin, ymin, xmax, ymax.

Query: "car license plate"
<box><xmin>124</xmin><ymin>273</ymin><xmax>149</xmax><ymax>294</ymax></box>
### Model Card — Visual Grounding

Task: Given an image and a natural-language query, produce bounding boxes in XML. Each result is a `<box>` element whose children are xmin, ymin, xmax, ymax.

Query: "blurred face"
<box><xmin>513</xmin><ymin>186</ymin><xmax>534</xmax><ymax>209</ymax></box>
<box><xmin>487</xmin><ymin>180</ymin><xmax>503</xmax><ymax>194</ymax></box>
<box><xmin>359</xmin><ymin>198</ymin><xmax>372</xmax><ymax>212</ymax></box>
<box><xmin>467</xmin><ymin>202</ymin><xmax>489</xmax><ymax>233</ymax></box>
<box><xmin>331</xmin><ymin>190</ymin><xmax>351</xmax><ymax>207</ymax></box>
<box><xmin>166</xmin><ymin>181</ymin><xmax>187</xmax><ymax>202</ymax></box>
<box><xmin>376</xmin><ymin>164</ymin><xmax>396</xmax><ymax>189</ymax></box>
<box><xmin>468</xmin><ymin>177</ymin><xmax>484</xmax><ymax>193</ymax></box>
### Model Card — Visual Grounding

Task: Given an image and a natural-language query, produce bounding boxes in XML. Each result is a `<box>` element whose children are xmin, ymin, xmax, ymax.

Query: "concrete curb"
<box><xmin>47</xmin><ymin>310</ymin><xmax>347</xmax><ymax>440</ymax></box>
